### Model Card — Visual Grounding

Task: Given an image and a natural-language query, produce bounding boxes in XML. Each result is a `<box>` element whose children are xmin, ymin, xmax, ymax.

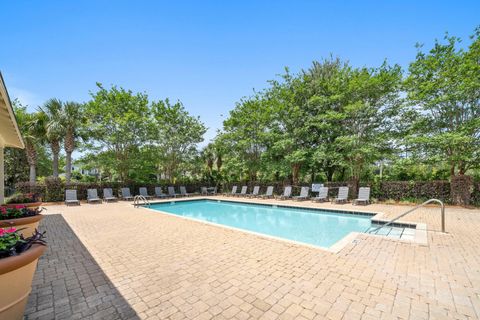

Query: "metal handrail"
<box><xmin>133</xmin><ymin>195</ymin><xmax>150</xmax><ymax>207</ymax></box>
<box><xmin>368</xmin><ymin>198</ymin><xmax>445</xmax><ymax>234</ymax></box>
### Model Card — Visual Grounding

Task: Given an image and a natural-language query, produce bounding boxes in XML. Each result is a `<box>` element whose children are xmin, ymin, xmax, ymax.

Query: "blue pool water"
<box><xmin>148</xmin><ymin>200</ymin><xmax>372</xmax><ymax>248</ymax></box>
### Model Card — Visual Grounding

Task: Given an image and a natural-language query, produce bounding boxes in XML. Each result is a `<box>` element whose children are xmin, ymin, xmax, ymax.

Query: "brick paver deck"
<box><xmin>24</xmin><ymin>197</ymin><xmax>480</xmax><ymax>319</ymax></box>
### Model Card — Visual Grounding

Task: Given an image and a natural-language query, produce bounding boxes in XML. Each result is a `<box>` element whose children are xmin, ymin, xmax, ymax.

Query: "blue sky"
<box><xmin>1</xmin><ymin>1</ymin><xmax>478</xmax><ymax>147</ymax></box>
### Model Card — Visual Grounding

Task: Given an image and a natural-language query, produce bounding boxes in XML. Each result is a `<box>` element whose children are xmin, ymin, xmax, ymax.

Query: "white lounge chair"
<box><xmin>103</xmin><ymin>188</ymin><xmax>118</xmax><ymax>202</ymax></box>
<box><xmin>139</xmin><ymin>187</ymin><xmax>153</xmax><ymax>200</ymax></box>
<box><xmin>276</xmin><ymin>186</ymin><xmax>292</xmax><ymax>200</ymax></box>
<box><xmin>121</xmin><ymin>187</ymin><xmax>133</xmax><ymax>201</ymax></box>
<box><xmin>168</xmin><ymin>186</ymin><xmax>181</xmax><ymax>198</ymax></box>
<box><xmin>87</xmin><ymin>189</ymin><xmax>102</xmax><ymax>204</ymax></box>
<box><xmin>246</xmin><ymin>186</ymin><xmax>260</xmax><ymax>198</ymax></box>
<box><xmin>312</xmin><ymin>187</ymin><xmax>329</xmax><ymax>202</ymax></box>
<box><xmin>65</xmin><ymin>189</ymin><xmax>80</xmax><ymax>206</ymax></box>
<box><xmin>155</xmin><ymin>187</ymin><xmax>168</xmax><ymax>198</ymax></box>
<box><xmin>223</xmin><ymin>186</ymin><xmax>238</xmax><ymax>196</ymax></box>
<box><xmin>333</xmin><ymin>187</ymin><xmax>349</xmax><ymax>204</ymax></box>
<box><xmin>353</xmin><ymin>187</ymin><xmax>371</xmax><ymax>205</ymax></box>
<box><xmin>259</xmin><ymin>186</ymin><xmax>274</xmax><ymax>199</ymax></box>
<box><xmin>235</xmin><ymin>186</ymin><xmax>247</xmax><ymax>197</ymax></box>
<box><xmin>293</xmin><ymin>187</ymin><xmax>310</xmax><ymax>201</ymax></box>
<box><xmin>180</xmin><ymin>186</ymin><xmax>194</xmax><ymax>197</ymax></box>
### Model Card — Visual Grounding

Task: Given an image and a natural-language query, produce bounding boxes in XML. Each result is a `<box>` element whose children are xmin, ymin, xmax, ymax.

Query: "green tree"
<box><xmin>221</xmin><ymin>96</ymin><xmax>270</xmax><ymax>181</ymax></box>
<box><xmin>404</xmin><ymin>30</ymin><xmax>480</xmax><ymax>177</ymax></box>
<box><xmin>62</xmin><ymin>101</ymin><xmax>87</xmax><ymax>182</ymax></box>
<box><xmin>38</xmin><ymin>98</ymin><xmax>63</xmax><ymax>178</ymax></box>
<box><xmin>150</xmin><ymin>99</ymin><xmax>206</xmax><ymax>182</ymax></box>
<box><xmin>85</xmin><ymin>83</ymin><xmax>150</xmax><ymax>181</ymax></box>
<box><xmin>14</xmin><ymin>103</ymin><xmax>45</xmax><ymax>183</ymax></box>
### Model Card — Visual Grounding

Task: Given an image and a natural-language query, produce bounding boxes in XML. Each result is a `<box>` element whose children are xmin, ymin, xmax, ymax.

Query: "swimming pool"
<box><xmin>148</xmin><ymin>199</ymin><xmax>373</xmax><ymax>248</ymax></box>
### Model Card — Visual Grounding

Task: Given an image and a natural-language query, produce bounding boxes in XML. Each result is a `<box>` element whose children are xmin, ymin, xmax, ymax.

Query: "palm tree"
<box><xmin>15</xmin><ymin>107</ymin><xmax>45</xmax><ymax>184</ymax></box>
<box><xmin>61</xmin><ymin>101</ymin><xmax>86</xmax><ymax>182</ymax></box>
<box><xmin>39</xmin><ymin>99</ymin><xmax>63</xmax><ymax>178</ymax></box>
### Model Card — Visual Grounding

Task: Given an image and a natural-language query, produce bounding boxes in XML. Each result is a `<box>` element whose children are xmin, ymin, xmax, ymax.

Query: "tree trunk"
<box><xmin>450</xmin><ymin>163</ymin><xmax>455</xmax><ymax>177</ymax></box>
<box><xmin>51</xmin><ymin>141</ymin><xmax>60</xmax><ymax>178</ymax></box>
<box><xmin>25</xmin><ymin>143</ymin><xmax>37</xmax><ymax>184</ymax></box>
<box><xmin>65</xmin><ymin>151</ymin><xmax>72</xmax><ymax>182</ymax></box>
<box><xmin>64</xmin><ymin>129</ymin><xmax>75</xmax><ymax>183</ymax></box>
<box><xmin>348</xmin><ymin>177</ymin><xmax>359</xmax><ymax>200</ymax></box>
<box><xmin>326</xmin><ymin>168</ymin><xmax>335</xmax><ymax>182</ymax></box>
<box><xmin>292</xmin><ymin>163</ymin><xmax>301</xmax><ymax>185</ymax></box>
<box><xmin>216</xmin><ymin>155</ymin><xmax>222</xmax><ymax>171</ymax></box>
<box><xmin>29</xmin><ymin>165</ymin><xmax>36</xmax><ymax>184</ymax></box>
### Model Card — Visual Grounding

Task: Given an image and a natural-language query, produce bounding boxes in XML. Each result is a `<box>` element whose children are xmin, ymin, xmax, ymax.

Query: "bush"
<box><xmin>14</xmin><ymin>181</ymin><xmax>209</xmax><ymax>202</ymax></box>
<box><xmin>4</xmin><ymin>192</ymin><xmax>40</xmax><ymax>204</ymax></box>
<box><xmin>471</xmin><ymin>182</ymin><xmax>480</xmax><ymax>206</ymax></box>
<box><xmin>12</xmin><ymin>179</ymin><xmax>477</xmax><ymax>206</ymax></box>
<box><xmin>450</xmin><ymin>175</ymin><xmax>473</xmax><ymax>205</ymax></box>
<box><xmin>376</xmin><ymin>181</ymin><xmax>451</xmax><ymax>203</ymax></box>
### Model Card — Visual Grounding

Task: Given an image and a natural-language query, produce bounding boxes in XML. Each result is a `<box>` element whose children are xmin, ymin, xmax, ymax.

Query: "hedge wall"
<box><xmin>15</xmin><ymin>179</ymin><xmax>206</xmax><ymax>202</ymax></box>
<box><xmin>219</xmin><ymin>180</ymin><xmax>453</xmax><ymax>203</ymax></box>
<box><xmin>472</xmin><ymin>182</ymin><xmax>480</xmax><ymax>206</ymax></box>
<box><xmin>375</xmin><ymin>181</ymin><xmax>451</xmax><ymax>203</ymax></box>
<box><xmin>13</xmin><ymin>179</ymin><xmax>475</xmax><ymax>205</ymax></box>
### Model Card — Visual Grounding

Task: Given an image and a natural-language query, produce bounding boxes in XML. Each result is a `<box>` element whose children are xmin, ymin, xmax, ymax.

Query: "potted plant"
<box><xmin>0</xmin><ymin>228</ymin><xmax>46</xmax><ymax>320</ymax></box>
<box><xmin>0</xmin><ymin>206</ymin><xmax>44</xmax><ymax>238</ymax></box>
<box><xmin>4</xmin><ymin>193</ymin><xmax>42</xmax><ymax>209</ymax></box>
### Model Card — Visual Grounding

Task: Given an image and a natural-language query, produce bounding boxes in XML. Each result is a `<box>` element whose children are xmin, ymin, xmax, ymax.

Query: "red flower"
<box><xmin>15</xmin><ymin>205</ymin><xmax>26</xmax><ymax>210</ymax></box>
<box><xmin>5</xmin><ymin>227</ymin><xmax>17</xmax><ymax>233</ymax></box>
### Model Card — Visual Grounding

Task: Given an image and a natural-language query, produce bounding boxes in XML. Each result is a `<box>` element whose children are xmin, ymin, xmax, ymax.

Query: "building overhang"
<box><xmin>0</xmin><ymin>72</ymin><xmax>24</xmax><ymax>149</ymax></box>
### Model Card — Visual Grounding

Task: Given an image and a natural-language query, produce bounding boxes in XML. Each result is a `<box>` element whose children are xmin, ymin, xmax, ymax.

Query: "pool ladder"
<box><xmin>134</xmin><ymin>195</ymin><xmax>151</xmax><ymax>208</ymax></box>
<box><xmin>368</xmin><ymin>198</ymin><xmax>445</xmax><ymax>234</ymax></box>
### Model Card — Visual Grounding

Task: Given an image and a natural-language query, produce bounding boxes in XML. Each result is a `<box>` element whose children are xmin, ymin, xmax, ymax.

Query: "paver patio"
<box><xmin>24</xmin><ymin>196</ymin><xmax>480</xmax><ymax>319</ymax></box>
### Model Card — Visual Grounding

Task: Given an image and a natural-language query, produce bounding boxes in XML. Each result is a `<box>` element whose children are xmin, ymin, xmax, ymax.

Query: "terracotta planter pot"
<box><xmin>3</xmin><ymin>202</ymin><xmax>42</xmax><ymax>210</ymax></box>
<box><xmin>0</xmin><ymin>244</ymin><xmax>46</xmax><ymax>320</ymax></box>
<box><xmin>0</xmin><ymin>215</ymin><xmax>43</xmax><ymax>238</ymax></box>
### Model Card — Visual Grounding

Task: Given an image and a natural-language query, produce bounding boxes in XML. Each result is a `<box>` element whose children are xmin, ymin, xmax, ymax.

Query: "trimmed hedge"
<box><xmin>472</xmin><ymin>182</ymin><xmax>480</xmax><ymax>206</ymax></box>
<box><xmin>451</xmin><ymin>175</ymin><xmax>473</xmax><ymax>206</ymax></box>
<box><xmin>15</xmin><ymin>180</ymin><xmax>205</xmax><ymax>202</ymax></box>
<box><xmin>13</xmin><ymin>179</ymin><xmax>476</xmax><ymax>206</ymax></box>
<box><xmin>222</xmin><ymin>180</ymin><xmax>453</xmax><ymax>203</ymax></box>
<box><xmin>376</xmin><ymin>181</ymin><xmax>451</xmax><ymax>203</ymax></box>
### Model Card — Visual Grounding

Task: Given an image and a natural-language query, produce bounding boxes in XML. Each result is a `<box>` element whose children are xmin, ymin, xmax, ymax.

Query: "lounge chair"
<box><xmin>312</xmin><ymin>187</ymin><xmax>329</xmax><ymax>202</ymax></box>
<box><xmin>201</xmin><ymin>187</ymin><xmax>209</xmax><ymax>195</ymax></box>
<box><xmin>154</xmin><ymin>187</ymin><xmax>168</xmax><ymax>198</ymax></box>
<box><xmin>276</xmin><ymin>186</ymin><xmax>292</xmax><ymax>200</ymax></box>
<box><xmin>333</xmin><ymin>187</ymin><xmax>349</xmax><ymax>204</ymax></box>
<box><xmin>87</xmin><ymin>189</ymin><xmax>102</xmax><ymax>204</ymax></box>
<box><xmin>139</xmin><ymin>187</ymin><xmax>153</xmax><ymax>200</ymax></box>
<box><xmin>259</xmin><ymin>186</ymin><xmax>274</xmax><ymax>199</ymax></box>
<box><xmin>293</xmin><ymin>186</ymin><xmax>310</xmax><ymax>201</ymax></box>
<box><xmin>65</xmin><ymin>189</ymin><xmax>80</xmax><ymax>206</ymax></box>
<box><xmin>121</xmin><ymin>187</ymin><xmax>133</xmax><ymax>201</ymax></box>
<box><xmin>353</xmin><ymin>187</ymin><xmax>371</xmax><ymax>205</ymax></box>
<box><xmin>209</xmin><ymin>187</ymin><xmax>217</xmax><ymax>195</ymax></box>
<box><xmin>103</xmin><ymin>188</ymin><xmax>118</xmax><ymax>202</ymax></box>
<box><xmin>168</xmin><ymin>186</ymin><xmax>181</xmax><ymax>198</ymax></box>
<box><xmin>235</xmin><ymin>186</ymin><xmax>248</xmax><ymax>197</ymax></box>
<box><xmin>223</xmin><ymin>186</ymin><xmax>238</xmax><ymax>196</ymax></box>
<box><xmin>246</xmin><ymin>186</ymin><xmax>260</xmax><ymax>198</ymax></box>
<box><xmin>180</xmin><ymin>186</ymin><xmax>194</xmax><ymax>197</ymax></box>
